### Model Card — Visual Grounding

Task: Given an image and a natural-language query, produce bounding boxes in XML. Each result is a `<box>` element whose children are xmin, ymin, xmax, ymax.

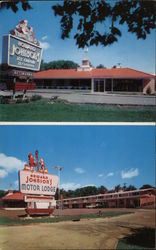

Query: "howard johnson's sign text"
<box><xmin>19</xmin><ymin>170</ymin><xmax>58</xmax><ymax>196</ymax></box>
<box><xmin>2</xmin><ymin>35</ymin><xmax>42</xmax><ymax>71</ymax></box>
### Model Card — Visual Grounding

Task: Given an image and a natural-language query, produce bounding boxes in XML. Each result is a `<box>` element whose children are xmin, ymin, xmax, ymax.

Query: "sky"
<box><xmin>0</xmin><ymin>1</ymin><xmax>155</xmax><ymax>74</ymax></box>
<box><xmin>0</xmin><ymin>125</ymin><xmax>155</xmax><ymax>191</ymax></box>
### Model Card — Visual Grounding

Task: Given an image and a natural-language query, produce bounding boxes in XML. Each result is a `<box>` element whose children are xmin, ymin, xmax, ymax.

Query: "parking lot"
<box><xmin>26</xmin><ymin>89</ymin><xmax>156</xmax><ymax>106</ymax></box>
<box><xmin>1</xmin><ymin>89</ymin><xmax>155</xmax><ymax>106</ymax></box>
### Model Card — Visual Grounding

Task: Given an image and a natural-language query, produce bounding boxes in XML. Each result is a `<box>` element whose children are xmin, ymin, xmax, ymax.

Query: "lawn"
<box><xmin>0</xmin><ymin>99</ymin><xmax>155</xmax><ymax>122</ymax></box>
<box><xmin>0</xmin><ymin>211</ymin><xmax>132</xmax><ymax>226</ymax></box>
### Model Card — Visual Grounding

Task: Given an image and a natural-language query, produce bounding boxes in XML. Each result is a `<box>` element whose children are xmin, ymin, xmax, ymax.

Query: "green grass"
<box><xmin>117</xmin><ymin>227</ymin><xmax>155</xmax><ymax>249</ymax></box>
<box><xmin>117</xmin><ymin>241</ymin><xmax>147</xmax><ymax>249</ymax></box>
<box><xmin>0</xmin><ymin>211</ymin><xmax>132</xmax><ymax>226</ymax></box>
<box><xmin>0</xmin><ymin>99</ymin><xmax>155</xmax><ymax>121</ymax></box>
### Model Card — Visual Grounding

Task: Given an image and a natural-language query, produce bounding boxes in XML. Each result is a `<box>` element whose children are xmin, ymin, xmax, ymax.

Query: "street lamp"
<box><xmin>53</xmin><ymin>166</ymin><xmax>63</xmax><ymax>217</ymax></box>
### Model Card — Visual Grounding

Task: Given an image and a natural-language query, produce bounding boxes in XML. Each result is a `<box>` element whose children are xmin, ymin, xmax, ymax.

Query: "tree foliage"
<box><xmin>140</xmin><ymin>184</ymin><xmax>154</xmax><ymax>189</ymax></box>
<box><xmin>0</xmin><ymin>0</ymin><xmax>32</xmax><ymax>13</ymax></box>
<box><xmin>40</xmin><ymin>60</ymin><xmax>79</xmax><ymax>71</ymax></box>
<box><xmin>1</xmin><ymin>1</ymin><xmax>155</xmax><ymax>48</ymax></box>
<box><xmin>52</xmin><ymin>0</ymin><xmax>156</xmax><ymax>48</ymax></box>
<box><xmin>96</xmin><ymin>64</ymin><xmax>106</xmax><ymax>69</ymax></box>
<box><xmin>0</xmin><ymin>190</ymin><xmax>7</xmax><ymax>198</ymax></box>
<box><xmin>55</xmin><ymin>185</ymin><xmax>108</xmax><ymax>199</ymax></box>
<box><xmin>125</xmin><ymin>185</ymin><xmax>137</xmax><ymax>191</ymax></box>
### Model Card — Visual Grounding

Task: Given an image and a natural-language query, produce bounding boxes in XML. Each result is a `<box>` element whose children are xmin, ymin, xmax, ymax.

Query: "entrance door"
<box><xmin>105</xmin><ymin>79</ymin><xmax>112</xmax><ymax>91</ymax></box>
<box><xmin>94</xmin><ymin>79</ymin><xmax>105</xmax><ymax>92</ymax></box>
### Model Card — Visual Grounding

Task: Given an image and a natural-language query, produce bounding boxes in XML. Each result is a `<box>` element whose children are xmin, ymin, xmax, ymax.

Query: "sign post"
<box><xmin>19</xmin><ymin>151</ymin><xmax>58</xmax><ymax>216</ymax></box>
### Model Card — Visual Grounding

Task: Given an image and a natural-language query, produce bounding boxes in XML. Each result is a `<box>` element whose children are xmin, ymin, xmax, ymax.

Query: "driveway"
<box><xmin>1</xmin><ymin>89</ymin><xmax>155</xmax><ymax>106</ymax></box>
<box><xmin>27</xmin><ymin>89</ymin><xmax>156</xmax><ymax>106</ymax></box>
<box><xmin>0</xmin><ymin>209</ymin><xmax>154</xmax><ymax>250</ymax></box>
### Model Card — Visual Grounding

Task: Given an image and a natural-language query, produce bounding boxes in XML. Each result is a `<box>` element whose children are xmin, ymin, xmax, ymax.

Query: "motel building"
<box><xmin>2</xmin><ymin>188</ymin><xmax>155</xmax><ymax>210</ymax></box>
<box><xmin>34</xmin><ymin>54</ymin><xmax>155</xmax><ymax>95</ymax></box>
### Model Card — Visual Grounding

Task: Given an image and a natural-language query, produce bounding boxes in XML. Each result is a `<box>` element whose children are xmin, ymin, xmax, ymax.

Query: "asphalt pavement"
<box><xmin>0</xmin><ymin>89</ymin><xmax>156</xmax><ymax>106</ymax></box>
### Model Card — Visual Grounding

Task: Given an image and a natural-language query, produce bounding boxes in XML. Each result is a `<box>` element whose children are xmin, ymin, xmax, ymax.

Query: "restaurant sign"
<box><xmin>2</xmin><ymin>20</ymin><xmax>42</xmax><ymax>71</ymax></box>
<box><xmin>19</xmin><ymin>170</ymin><xmax>58</xmax><ymax>196</ymax></box>
<box><xmin>2</xmin><ymin>35</ymin><xmax>42</xmax><ymax>71</ymax></box>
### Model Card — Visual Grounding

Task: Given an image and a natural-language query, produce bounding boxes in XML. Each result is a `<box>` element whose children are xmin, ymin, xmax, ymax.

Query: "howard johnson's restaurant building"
<box><xmin>34</xmin><ymin>57</ymin><xmax>155</xmax><ymax>95</ymax></box>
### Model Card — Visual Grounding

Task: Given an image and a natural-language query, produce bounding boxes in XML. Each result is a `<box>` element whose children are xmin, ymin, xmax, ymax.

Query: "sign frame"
<box><xmin>19</xmin><ymin>170</ymin><xmax>59</xmax><ymax>196</ymax></box>
<box><xmin>3</xmin><ymin>34</ymin><xmax>43</xmax><ymax>71</ymax></box>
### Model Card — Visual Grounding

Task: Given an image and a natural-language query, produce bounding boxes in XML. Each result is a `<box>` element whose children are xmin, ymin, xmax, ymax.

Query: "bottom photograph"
<box><xmin>0</xmin><ymin>125</ymin><xmax>155</xmax><ymax>250</ymax></box>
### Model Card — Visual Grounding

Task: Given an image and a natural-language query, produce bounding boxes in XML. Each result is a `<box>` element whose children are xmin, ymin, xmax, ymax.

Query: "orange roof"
<box><xmin>34</xmin><ymin>69</ymin><xmax>92</xmax><ymax>79</ymax></box>
<box><xmin>92</xmin><ymin>68</ymin><xmax>155</xmax><ymax>78</ymax></box>
<box><xmin>34</xmin><ymin>68</ymin><xmax>155</xmax><ymax>79</ymax></box>
<box><xmin>2</xmin><ymin>192</ymin><xmax>24</xmax><ymax>201</ymax></box>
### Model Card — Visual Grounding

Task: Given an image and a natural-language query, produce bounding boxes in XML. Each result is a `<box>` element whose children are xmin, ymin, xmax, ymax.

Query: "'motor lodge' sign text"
<box><xmin>2</xmin><ymin>35</ymin><xmax>42</xmax><ymax>71</ymax></box>
<box><xmin>19</xmin><ymin>170</ymin><xmax>58</xmax><ymax>196</ymax></box>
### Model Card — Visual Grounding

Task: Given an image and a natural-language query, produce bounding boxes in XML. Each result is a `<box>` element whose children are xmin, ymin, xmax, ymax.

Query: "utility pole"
<box><xmin>53</xmin><ymin>166</ymin><xmax>63</xmax><ymax>217</ymax></box>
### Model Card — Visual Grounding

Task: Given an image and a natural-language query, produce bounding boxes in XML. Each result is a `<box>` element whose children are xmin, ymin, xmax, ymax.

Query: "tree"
<box><xmin>0</xmin><ymin>0</ymin><xmax>32</xmax><ymax>13</ymax></box>
<box><xmin>1</xmin><ymin>1</ymin><xmax>155</xmax><ymax>49</ymax></box>
<box><xmin>123</xmin><ymin>183</ymin><xmax>127</xmax><ymax>191</ymax></box>
<box><xmin>52</xmin><ymin>0</ymin><xmax>156</xmax><ymax>48</ymax></box>
<box><xmin>96</xmin><ymin>64</ymin><xmax>106</xmax><ymax>69</ymax></box>
<box><xmin>40</xmin><ymin>60</ymin><xmax>78</xmax><ymax>71</ymax></box>
<box><xmin>125</xmin><ymin>185</ymin><xmax>137</xmax><ymax>191</ymax></box>
<box><xmin>114</xmin><ymin>184</ymin><xmax>121</xmax><ymax>192</ymax></box>
<box><xmin>140</xmin><ymin>184</ymin><xmax>154</xmax><ymax>190</ymax></box>
<box><xmin>0</xmin><ymin>190</ymin><xmax>7</xmax><ymax>198</ymax></box>
<box><xmin>97</xmin><ymin>185</ymin><xmax>107</xmax><ymax>193</ymax></box>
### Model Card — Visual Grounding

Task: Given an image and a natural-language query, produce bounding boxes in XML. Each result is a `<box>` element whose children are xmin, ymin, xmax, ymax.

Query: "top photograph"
<box><xmin>0</xmin><ymin>0</ymin><xmax>155</xmax><ymax>122</ymax></box>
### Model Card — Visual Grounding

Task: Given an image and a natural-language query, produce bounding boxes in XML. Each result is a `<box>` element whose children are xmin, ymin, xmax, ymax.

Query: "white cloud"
<box><xmin>42</xmin><ymin>35</ymin><xmax>48</xmax><ymax>40</ymax></box>
<box><xmin>0</xmin><ymin>153</ymin><xmax>25</xmax><ymax>178</ymax></box>
<box><xmin>83</xmin><ymin>184</ymin><xmax>96</xmax><ymax>187</ymax></box>
<box><xmin>40</xmin><ymin>41</ymin><xmax>50</xmax><ymax>50</ymax></box>
<box><xmin>61</xmin><ymin>182</ymin><xmax>81</xmax><ymax>191</ymax></box>
<box><xmin>74</xmin><ymin>167</ymin><xmax>85</xmax><ymax>174</ymax></box>
<box><xmin>121</xmin><ymin>168</ymin><xmax>139</xmax><ymax>179</ymax></box>
<box><xmin>0</xmin><ymin>169</ymin><xmax>8</xmax><ymax>178</ymax></box>
<box><xmin>98</xmin><ymin>174</ymin><xmax>103</xmax><ymax>178</ymax></box>
<box><xmin>107</xmin><ymin>172</ymin><xmax>114</xmax><ymax>177</ymax></box>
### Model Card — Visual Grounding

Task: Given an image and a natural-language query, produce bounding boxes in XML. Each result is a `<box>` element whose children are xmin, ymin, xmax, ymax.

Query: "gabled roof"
<box><xmin>2</xmin><ymin>192</ymin><xmax>24</xmax><ymax>201</ymax></box>
<box><xmin>34</xmin><ymin>68</ymin><xmax>155</xmax><ymax>79</ymax></box>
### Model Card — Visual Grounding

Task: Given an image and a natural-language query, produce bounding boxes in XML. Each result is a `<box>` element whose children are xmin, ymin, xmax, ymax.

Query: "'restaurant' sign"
<box><xmin>19</xmin><ymin>170</ymin><xmax>59</xmax><ymax>196</ymax></box>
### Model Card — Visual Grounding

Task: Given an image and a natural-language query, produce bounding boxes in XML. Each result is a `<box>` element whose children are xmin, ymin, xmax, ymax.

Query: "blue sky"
<box><xmin>0</xmin><ymin>125</ymin><xmax>155</xmax><ymax>191</ymax></box>
<box><xmin>0</xmin><ymin>1</ymin><xmax>155</xmax><ymax>74</ymax></box>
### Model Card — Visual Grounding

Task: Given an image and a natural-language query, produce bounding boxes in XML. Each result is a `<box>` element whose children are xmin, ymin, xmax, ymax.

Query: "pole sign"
<box><xmin>19</xmin><ymin>170</ymin><xmax>58</xmax><ymax>196</ymax></box>
<box><xmin>2</xmin><ymin>35</ymin><xmax>42</xmax><ymax>71</ymax></box>
<box><xmin>19</xmin><ymin>151</ymin><xmax>59</xmax><ymax>196</ymax></box>
<box><xmin>2</xmin><ymin>20</ymin><xmax>42</xmax><ymax>71</ymax></box>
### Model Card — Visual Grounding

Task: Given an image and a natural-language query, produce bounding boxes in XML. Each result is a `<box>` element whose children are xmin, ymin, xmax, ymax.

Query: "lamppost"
<box><xmin>53</xmin><ymin>166</ymin><xmax>63</xmax><ymax>217</ymax></box>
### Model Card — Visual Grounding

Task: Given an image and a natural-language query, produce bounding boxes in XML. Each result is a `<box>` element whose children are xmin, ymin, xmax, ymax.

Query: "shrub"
<box><xmin>30</xmin><ymin>95</ymin><xmax>42</xmax><ymax>101</ymax></box>
<box><xmin>16</xmin><ymin>98</ymin><xmax>23</xmax><ymax>104</ymax></box>
<box><xmin>0</xmin><ymin>97</ymin><xmax>10</xmax><ymax>104</ymax></box>
<box><xmin>146</xmin><ymin>87</ymin><xmax>151</xmax><ymax>95</ymax></box>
